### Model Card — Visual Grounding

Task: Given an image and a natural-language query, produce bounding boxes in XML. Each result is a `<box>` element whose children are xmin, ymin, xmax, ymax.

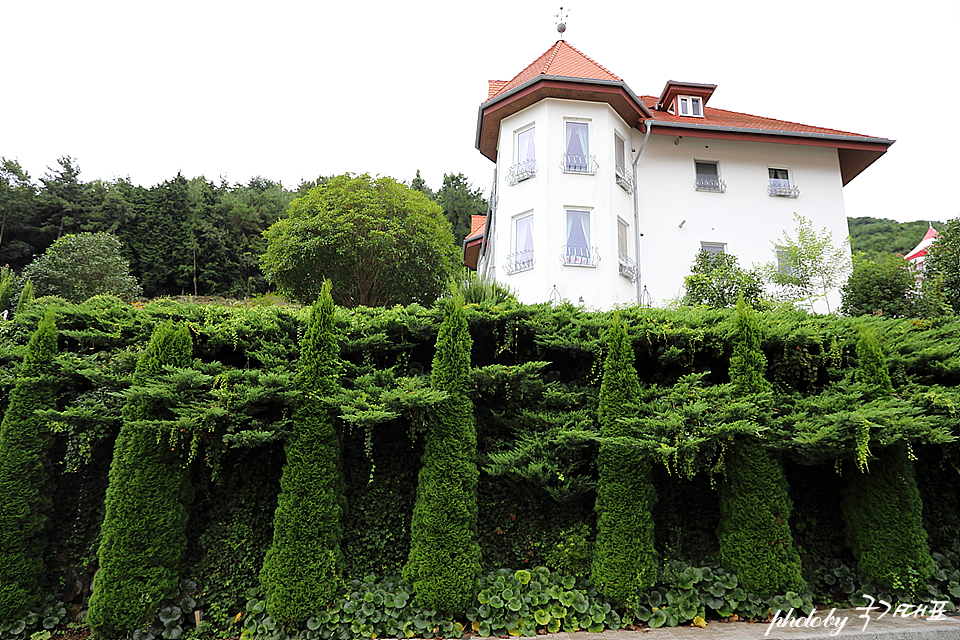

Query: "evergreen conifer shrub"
<box><xmin>260</xmin><ymin>281</ymin><xmax>347</xmax><ymax>622</ymax></box>
<box><xmin>717</xmin><ymin>298</ymin><xmax>803</xmax><ymax>595</ymax></box>
<box><xmin>87</xmin><ymin>321</ymin><xmax>194</xmax><ymax>639</ymax></box>
<box><xmin>0</xmin><ymin>308</ymin><xmax>58</xmax><ymax>620</ymax></box>
<box><xmin>591</xmin><ymin>311</ymin><xmax>657</xmax><ymax>605</ymax></box>
<box><xmin>404</xmin><ymin>296</ymin><xmax>481</xmax><ymax>611</ymax></box>
<box><xmin>842</xmin><ymin>326</ymin><xmax>934</xmax><ymax>591</ymax></box>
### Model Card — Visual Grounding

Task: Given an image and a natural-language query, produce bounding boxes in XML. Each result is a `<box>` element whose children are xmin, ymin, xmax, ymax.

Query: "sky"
<box><xmin>2</xmin><ymin>0</ymin><xmax>958</xmax><ymax>225</ymax></box>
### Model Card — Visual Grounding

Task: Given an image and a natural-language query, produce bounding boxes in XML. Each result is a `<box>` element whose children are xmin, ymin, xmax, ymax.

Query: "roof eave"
<box><xmin>475</xmin><ymin>75</ymin><xmax>654</xmax><ymax>160</ymax></box>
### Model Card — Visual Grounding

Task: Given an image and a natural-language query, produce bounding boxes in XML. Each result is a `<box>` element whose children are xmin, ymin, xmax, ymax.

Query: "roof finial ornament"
<box><xmin>554</xmin><ymin>6</ymin><xmax>568</xmax><ymax>40</ymax></box>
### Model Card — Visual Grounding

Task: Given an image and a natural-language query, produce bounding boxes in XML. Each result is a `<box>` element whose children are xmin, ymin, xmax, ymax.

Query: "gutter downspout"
<box><xmin>631</xmin><ymin>120</ymin><xmax>653</xmax><ymax>303</ymax></box>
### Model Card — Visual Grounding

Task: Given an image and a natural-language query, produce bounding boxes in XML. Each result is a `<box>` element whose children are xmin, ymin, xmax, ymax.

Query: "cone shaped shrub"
<box><xmin>87</xmin><ymin>321</ymin><xmax>193</xmax><ymax>639</ymax></box>
<box><xmin>0</xmin><ymin>308</ymin><xmax>58</xmax><ymax>620</ymax></box>
<box><xmin>591</xmin><ymin>311</ymin><xmax>656</xmax><ymax>606</ymax></box>
<box><xmin>842</xmin><ymin>326</ymin><xmax>933</xmax><ymax>591</ymax></box>
<box><xmin>717</xmin><ymin>297</ymin><xmax>803</xmax><ymax>595</ymax></box>
<box><xmin>404</xmin><ymin>296</ymin><xmax>481</xmax><ymax>611</ymax></box>
<box><xmin>260</xmin><ymin>281</ymin><xmax>347</xmax><ymax>622</ymax></box>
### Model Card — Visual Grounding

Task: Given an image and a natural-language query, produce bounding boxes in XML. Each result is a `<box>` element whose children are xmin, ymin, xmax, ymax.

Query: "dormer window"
<box><xmin>678</xmin><ymin>96</ymin><xmax>703</xmax><ymax>117</ymax></box>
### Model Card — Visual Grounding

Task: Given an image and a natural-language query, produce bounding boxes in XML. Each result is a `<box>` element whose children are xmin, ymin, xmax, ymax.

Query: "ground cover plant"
<box><xmin>0</xmin><ymin>295</ymin><xmax>957</xmax><ymax>638</ymax></box>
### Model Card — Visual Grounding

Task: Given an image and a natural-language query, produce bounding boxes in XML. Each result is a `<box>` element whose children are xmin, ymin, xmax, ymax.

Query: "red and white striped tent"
<box><xmin>904</xmin><ymin>225</ymin><xmax>939</xmax><ymax>265</ymax></box>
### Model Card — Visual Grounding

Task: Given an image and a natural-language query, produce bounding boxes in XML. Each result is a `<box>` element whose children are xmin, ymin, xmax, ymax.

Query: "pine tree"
<box><xmin>87</xmin><ymin>321</ymin><xmax>193</xmax><ymax>639</ymax></box>
<box><xmin>16</xmin><ymin>279</ymin><xmax>34</xmax><ymax>314</ymax></box>
<box><xmin>404</xmin><ymin>296</ymin><xmax>481</xmax><ymax>611</ymax></box>
<box><xmin>591</xmin><ymin>311</ymin><xmax>656</xmax><ymax>605</ymax></box>
<box><xmin>0</xmin><ymin>308</ymin><xmax>58</xmax><ymax>620</ymax></box>
<box><xmin>841</xmin><ymin>326</ymin><xmax>934</xmax><ymax>591</ymax></box>
<box><xmin>260</xmin><ymin>281</ymin><xmax>347</xmax><ymax>622</ymax></box>
<box><xmin>717</xmin><ymin>297</ymin><xmax>803</xmax><ymax>595</ymax></box>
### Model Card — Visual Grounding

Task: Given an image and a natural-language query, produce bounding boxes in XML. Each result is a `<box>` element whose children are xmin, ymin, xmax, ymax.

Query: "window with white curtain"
<box><xmin>511</xmin><ymin>213</ymin><xmax>534</xmax><ymax>272</ymax></box>
<box><xmin>769</xmin><ymin>167</ymin><xmax>790</xmax><ymax>189</ymax></box>
<box><xmin>564</xmin><ymin>121</ymin><xmax>590</xmax><ymax>173</ymax></box>
<box><xmin>517</xmin><ymin>127</ymin><xmax>535</xmax><ymax>176</ymax></box>
<box><xmin>564</xmin><ymin>209</ymin><xmax>592</xmax><ymax>265</ymax></box>
<box><xmin>678</xmin><ymin>96</ymin><xmax>703</xmax><ymax>117</ymax></box>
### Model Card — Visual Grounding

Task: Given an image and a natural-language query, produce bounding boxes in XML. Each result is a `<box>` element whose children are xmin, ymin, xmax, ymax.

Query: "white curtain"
<box><xmin>565</xmin><ymin>122</ymin><xmax>588</xmax><ymax>170</ymax></box>
<box><xmin>566</xmin><ymin>210</ymin><xmax>590</xmax><ymax>262</ymax></box>
<box><xmin>516</xmin><ymin>216</ymin><xmax>533</xmax><ymax>253</ymax></box>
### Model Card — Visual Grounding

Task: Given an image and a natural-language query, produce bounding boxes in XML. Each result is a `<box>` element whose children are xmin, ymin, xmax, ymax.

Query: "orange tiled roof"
<box><xmin>640</xmin><ymin>96</ymin><xmax>878</xmax><ymax>139</ymax></box>
<box><xmin>488</xmin><ymin>40</ymin><xmax>621</xmax><ymax>101</ymax></box>
<box><xmin>466</xmin><ymin>215</ymin><xmax>486</xmax><ymax>241</ymax></box>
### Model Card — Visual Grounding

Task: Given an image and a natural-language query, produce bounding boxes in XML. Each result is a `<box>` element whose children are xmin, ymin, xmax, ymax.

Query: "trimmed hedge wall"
<box><xmin>0</xmin><ymin>296</ymin><xmax>957</xmax><ymax>635</ymax></box>
<box><xmin>404</xmin><ymin>296</ymin><xmax>482</xmax><ymax>611</ymax></box>
<box><xmin>86</xmin><ymin>320</ymin><xmax>194</xmax><ymax>638</ymax></box>
<box><xmin>592</xmin><ymin>311</ymin><xmax>657</xmax><ymax>605</ymax></box>
<box><xmin>260</xmin><ymin>282</ymin><xmax>347</xmax><ymax>622</ymax></box>
<box><xmin>0</xmin><ymin>309</ymin><xmax>58</xmax><ymax>619</ymax></box>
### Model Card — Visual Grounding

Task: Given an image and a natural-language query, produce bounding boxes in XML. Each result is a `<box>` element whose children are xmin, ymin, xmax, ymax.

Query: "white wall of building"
<box><xmin>634</xmin><ymin>134</ymin><xmax>850</xmax><ymax>312</ymax></box>
<box><xmin>487</xmin><ymin>99</ymin><xmax>852</xmax><ymax>313</ymax></box>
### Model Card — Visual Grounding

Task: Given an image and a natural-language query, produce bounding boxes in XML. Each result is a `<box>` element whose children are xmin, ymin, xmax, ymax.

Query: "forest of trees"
<box><xmin>0</xmin><ymin>157</ymin><xmax>486</xmax><ymax>299</ymax></box>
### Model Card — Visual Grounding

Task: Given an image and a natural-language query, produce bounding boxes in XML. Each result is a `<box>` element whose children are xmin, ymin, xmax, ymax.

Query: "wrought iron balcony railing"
<box><xmin>506</xmin><ymin>160</ymin><xmax>537</xmax><ymax>186</ymax></box>
<box><xmin>695</xmin><ymin>177</ymin><xmax>726</xmax><ymax>192</ymax></box>
<box><xmin>618</xmin><ymin>254</ymin><xmax>637</xmax><ymax>282</ymax></box>
<box><xmin>561</xmin><ymin>245</ymin><xmax>600</xmax><ymax>267</ymax></box>
<box><xmin>615</xmin><ymin>166</ymin><xmax>634</xmax><ymax>194</ymax></box>
<box><xmin>768</xmin><ymin>183</ymin><xmax>800</xmax><ymax>198</ymax></box>
<box><xmin>561</xmin><ymin>154</ymin><xmax>599</xmax><ymax>175</ymax></box>
<box><xmin>503</xmin><ymin>249</ymin><xmax>535</xmax><ymax>275</ymax></box>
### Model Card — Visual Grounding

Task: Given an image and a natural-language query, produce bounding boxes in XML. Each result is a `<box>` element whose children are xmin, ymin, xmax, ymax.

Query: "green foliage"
<box><xmin>718</xmin><ymin>300</ymin><xmax>803</xmax><ymax>595</ymax></box>
<box><xmin>0</xmin><ymin>265</ymin><xmax>14</xmax><ymax>315</ymax></box>
<box><xmin>404</xmin><ymin>297</ymin><xmax>481</xmax><ymax>611</ymax></box>
<box><xmin>0</xmin><ymin>158</ymin><xmax>37</xmax><ymax>270</ymax></box>
<box><xmin>467</xmin><ymin>567</ymin><xmax>620</xmax><ymax>636</ymax></box>
<box><xmin>436</xmin><ymin>173</ymin><xmax>487</xmax><ymax>246</ymax></box>
<box><xmin>635</xmin><ymin>560</ymin><xmax>811</xmax><ymax>627</ymax></box>
<box><xmin>855</xmin><ymin>326</ymin><xmax>894</xmax><ymax>399</ymax></box>
<box><xmin>682</xmin><ymin>250</ymin><xmax>765</xmax><ymax>309</ymax></box>
<box><xmin>762</xmin><ymin>213</ymin><xmax>850</xmax><ymax>312</ymax></box>
<box><xmin>0</xmin><ymin>596</ymin><xmax>68</xmax><ymax>640</ymax></box>
<box><xmin>841</xmin><ymin>253</ymin><xmax>918</xmax><ymax>318</ymax></box>
<box><xmin>925</xmin><ymin>216</ymin><xmax>960</xmax><ymax>311</ymax></box>
<box><xmin>260</xmin><ymin>282</ymin><xmax>347</xmax><ymax>623</ymax></box>
<box><xmin>260</xmin><ymin>174</ymin><xmax>461</xmax><ymax>307</ymax></box>
<box><xmin>842</xmin><ymin>444</ymin><xmax>935</xmax><ymax>592</ymax></box>
<box><xmin>729</xmin><ymin>296</ymin><xmax>772</xmax><ymax>396</ymax></box>
<box><xmin>239</xmin><ymin>577</ymin><xmax>465</xmax><ymax>640</ymax></box>
<box><xmin>842</xmin><ymin>332</ymin><xmax>935</xmax><ymax>592</ymax></box>
<box><xmin>16</xmin><ymin>279</ymin><xmax>34</xmax><ymax>314</ymax></box>
<box><xmin>0</xmin><ymin>309</ymin><xmax>58</xmax><ymax>620</ymax></box>
<box><xmin>87</xmin><ymin>321</ymin><xmax>194</xmax><ymax>639</ymax></box>
<box><xmin>545</xmin><ymin>525</ymin><xmax>594</xmax><ymax>579</ymax></box>
<box><xmin>717</xmin><ymin>439</ymin><xmax>804</xmax><ymax>595</ymax></box>
<box><xmin>450</xmin><ymin>269</ymin><xmax>516</xmax><ymax>305</ymax></box>
<box><xmin>592</xmin><ymin>312</ymin><xmax>657</xmax><ymax>605</ymax></box>
<box><xmin>22</xmin><ymin>232</ymin><xmax>142</xmax><ymax>303</ymax></box>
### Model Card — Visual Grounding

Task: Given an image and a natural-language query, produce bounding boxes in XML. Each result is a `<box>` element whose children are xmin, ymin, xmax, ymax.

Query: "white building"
<box><xmin>465</xmin><ymin>40</ymin><xmax>893</xmax><ymax>311</ymax></box>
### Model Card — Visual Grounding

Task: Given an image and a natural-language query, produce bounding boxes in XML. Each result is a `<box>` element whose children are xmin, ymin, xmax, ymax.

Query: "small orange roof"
<box><xmin>488</xmin><ymin>40</ymin><xmax>621</xmax><ymax>101</ymax></box>
<box><xmin>466</xmin><ymin>215</ymin><xmax>486</xmax><ymax>241</ymax></box>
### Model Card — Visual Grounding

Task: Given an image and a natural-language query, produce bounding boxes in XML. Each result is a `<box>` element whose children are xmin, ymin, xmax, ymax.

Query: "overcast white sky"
<box><xmin>2</xmin><ymin>0</ymin><xmax>957</xmax><ymax>225</ymax></box>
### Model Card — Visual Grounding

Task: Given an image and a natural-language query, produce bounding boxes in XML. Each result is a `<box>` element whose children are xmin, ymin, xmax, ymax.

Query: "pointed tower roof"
<box><xmin>476</xmin><ymin>41</ymin><xmax>652</xmax><ymax>161</ymax></box>
<box><xmin>488</xmin><ymin>40</ymin><xmax>622</xmax><ymax>100</ymax></box>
